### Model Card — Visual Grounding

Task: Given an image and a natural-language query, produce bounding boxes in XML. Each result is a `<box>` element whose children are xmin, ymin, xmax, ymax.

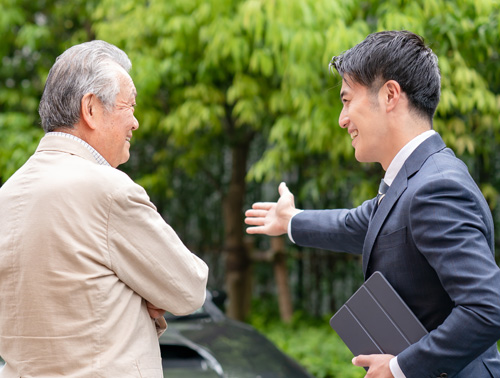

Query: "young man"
<box><xmin>0</xmin><ymin>41</ymin><xmax>208</xmax><ymax>377</ymax></box>
<box><xmin>245</xmin><ymin>31</ymin><xmax>500</xmax><ymax>378</ymax></box>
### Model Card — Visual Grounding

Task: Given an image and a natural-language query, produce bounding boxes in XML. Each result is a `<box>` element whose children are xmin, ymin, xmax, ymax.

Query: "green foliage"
<box><xmin>2</xmin><ymin>0</ymin><xmax>500</xmax><ymax>314</ymax></box>
<box><xmin>249</xmin><ymin>305</ymin><xmax>364</xmax><ymax>378</ymax></box>
<box><xmin>250</xmin><ymin>301</ymin><xmax>500</xmax><ymax>378</ymax></box>
<box><xmin>3</xmin><ymin>0</ymin><xmax>498</xmax><ymax>215</ymax></box>
<box><xmin>0</xmin><ymin>0</ymin><xmax>99</xmax><ymax>182</ymax></box>
<box><xmin>90</xmin><ymin>0</ymin><xmax>500</xmax><ymax>231</ymax></box>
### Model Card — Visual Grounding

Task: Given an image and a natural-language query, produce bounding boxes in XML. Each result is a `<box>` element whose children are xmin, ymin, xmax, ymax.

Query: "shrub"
<box><xmin>249</xmin><ymin>307</ymin><xmax>364</xmax><ymax>378</ymax></box>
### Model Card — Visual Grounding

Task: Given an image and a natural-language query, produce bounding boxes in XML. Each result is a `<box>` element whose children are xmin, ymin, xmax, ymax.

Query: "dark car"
<box><xmin>160</xmin><ymin>291</ymin><xmax>314</xmax><ymax>378</ymax></box>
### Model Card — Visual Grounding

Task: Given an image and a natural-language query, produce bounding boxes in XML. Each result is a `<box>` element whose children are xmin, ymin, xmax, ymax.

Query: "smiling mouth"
<box><xmin>350</xmin><ymin>130</ymin><xmax>358</xmax><ymax>140</ymax></box>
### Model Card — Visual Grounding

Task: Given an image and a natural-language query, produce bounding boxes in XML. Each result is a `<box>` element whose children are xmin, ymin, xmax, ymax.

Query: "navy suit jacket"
<box><xmin>291</xmin><ymin>133</ymin><xmax>500</xmax><ymax>377</ymax></box>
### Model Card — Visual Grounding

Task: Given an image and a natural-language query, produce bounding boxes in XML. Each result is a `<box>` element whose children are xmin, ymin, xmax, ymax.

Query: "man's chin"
<box><xmin>354</xmin><ymin>152</ymin><xmax>378</xmax><ymax>165</ymax></box>
<box><xmin>354</xmin><ymin>150</ymin><xmax>366</xmax><ymax>163</ymax></box>
<box><xmin>118</xmin><ymin>151</ymin><xmax>130</xmax><ymax>166</ymax></box>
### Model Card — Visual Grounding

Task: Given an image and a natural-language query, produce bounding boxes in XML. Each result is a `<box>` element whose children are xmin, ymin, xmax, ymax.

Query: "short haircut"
<box><xmin>39</xmin><ymin>40</ymin><xmax>132</xmax><ymax>133</ymax></box>
<box><xmin>330</xmin><ymin>30</ymin><xmax>441</xmax><ymax>122</ymax></box>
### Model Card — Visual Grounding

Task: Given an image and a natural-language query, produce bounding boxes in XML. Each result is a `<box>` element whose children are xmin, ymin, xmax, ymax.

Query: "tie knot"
<box><xmin>378</xmin><ymin>179</ymin><xmax>389</xmax><ymax>196</ymax></box>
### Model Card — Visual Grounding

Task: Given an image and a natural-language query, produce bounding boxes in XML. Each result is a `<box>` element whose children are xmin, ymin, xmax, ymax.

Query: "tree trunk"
<box><xmin>271</xmin><ymin>237</ymin><xmax>293</xmax><ymax>323</ymax></box>
<box><xmin>223</xmin><ymin>141</ymin><xmax>252</xmax><ymax>321</ymax></box>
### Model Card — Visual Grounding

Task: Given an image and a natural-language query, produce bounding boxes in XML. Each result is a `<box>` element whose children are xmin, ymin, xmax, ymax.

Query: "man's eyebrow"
<box><xmin>340</xmin><ymin>90</ymin><xmax>347</xmax><ymax>100</ymax></box>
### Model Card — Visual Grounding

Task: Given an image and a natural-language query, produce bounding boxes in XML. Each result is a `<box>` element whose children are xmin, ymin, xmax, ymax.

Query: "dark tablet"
<box><xmin>330</xmin><ymin>271</ymin><xmax>428</xmax><ymax>357</ymax></box>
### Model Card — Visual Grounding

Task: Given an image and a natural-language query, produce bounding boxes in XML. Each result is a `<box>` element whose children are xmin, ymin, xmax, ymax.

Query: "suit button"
<box><xmin>438</xmin><ymin>374</ymin><xmax>447</xmax><ymax>378</ymax></box>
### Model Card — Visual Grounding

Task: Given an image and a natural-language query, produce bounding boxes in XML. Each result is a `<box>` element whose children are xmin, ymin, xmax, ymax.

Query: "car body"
<box><xmin>160</xmin><ymin>291</ymin><xmax>314</xmax><ymax>377</ymax></box>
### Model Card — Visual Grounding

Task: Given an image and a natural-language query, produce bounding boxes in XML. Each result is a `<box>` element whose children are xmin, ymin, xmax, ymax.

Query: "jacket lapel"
<box><xmin>362</xmin><ymin>174</ymin><xmax>408</xmax><ymax>276</ymax></box>
<box><xmin>362</xmin><ymin>133</ymin><xmax>447</xmax><ymax>277</ymax></box>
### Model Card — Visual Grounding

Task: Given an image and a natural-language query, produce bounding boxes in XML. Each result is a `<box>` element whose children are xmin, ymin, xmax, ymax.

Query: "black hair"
<box><xmin>330</xmin><ymin>30</ymin><xmax>441</xmax><ymax>122</ymax></box>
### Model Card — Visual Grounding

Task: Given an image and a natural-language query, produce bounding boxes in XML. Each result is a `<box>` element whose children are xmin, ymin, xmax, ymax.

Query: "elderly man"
<box><xmin>0</xmin><ymin>40</ymin><xmax>208</xmax><ymax>377</ymax></box>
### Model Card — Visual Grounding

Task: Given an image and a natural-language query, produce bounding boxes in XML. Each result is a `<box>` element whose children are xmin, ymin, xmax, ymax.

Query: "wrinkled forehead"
<box><xmin>115</xmin><ymin>68</ymin><xmax>137</xmax><ymax>101</ymax></box>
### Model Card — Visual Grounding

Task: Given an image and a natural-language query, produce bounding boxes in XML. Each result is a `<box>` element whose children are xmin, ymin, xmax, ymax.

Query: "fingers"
<box><xmin>245</xmin><ymin>226</ymin><xmax>267</xmax><ymax>235</ymax></box>
<box><xmin>250</xmin><ymin>202</ymin><xmax>275</xmax><ymax>210</ymax></box>
<box><xmin>352</xmin><ymin>354</ymin><xmax>394</xmax><ymax>374</ymax></box>
<box><xmin>278</xmin><ymin>181</ymin><xmax>290</xmax><ymax>196</ymax></box>
<box><xmin>244</xmin><ymin>183</ymin><xmax>292</xmax><ymax>236</ymax></box>
<box><xmin>245</xmin><ymin>217</ymin><xmax>265</xmax><ymax>226</ymax></box>
<box><xmin>245</xmin><ymin>203</ymin><xmax>274</xmax><ymax>224</ymax></box>
<box><xmin>247</xmin><ymin>183</ymin><xmax>291</xmax><ymax>214</ymax></box>
<box><xmin>149</xmin><ymin>308</ymin><xmax>165</xmax><ymax>319</ymax></box>
<box><xmin>244</xmin><ymin>207</ymin><xmax>268</xmax><ymax>234</ymax></box>
<box><xmin>352</xmin><ymin>355</ymin><xmax>370</xmax><ymax>367</ymax></box>
<box><xmin>245</xmin><ymin>204</ymin><xmax>272</xmax><ymax>235</ymax></box>
<box><xmin>245</xmin><ymin>208</ymin><xmax>269</xmax><ymax>218</ymax></box>
<box><xmin>147</xmin><ymin>301</ymin><xmax>161</xmax><ymax>310</ymax></box>
<box><xmin>146</xmin><ymin>302</ymin><xmax>166</xmax><ymax>319</ymax></box>
<box><xmin>245</xmin><ymin>209</ymin><xmax>268</xmax><ymax>234</ymax></box>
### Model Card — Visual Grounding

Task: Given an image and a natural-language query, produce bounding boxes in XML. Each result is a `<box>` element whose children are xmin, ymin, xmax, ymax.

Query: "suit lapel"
<box><xmin>361</xmin><ymin>133</ymin><xmax>447</xmax><ymax>277</ymax></box>
<box><xmin>362</xmin><ymin>174</ymin><xmax>408</xmax><ymax>276</ymax></box>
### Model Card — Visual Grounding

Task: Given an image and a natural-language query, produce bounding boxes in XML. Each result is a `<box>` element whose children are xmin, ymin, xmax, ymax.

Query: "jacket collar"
<box><xmin>36</xmin><ymin>133</ymin><xmax>106</xmax><ymax>166</ymax></box>
<box><xmin>362</xmin><ymin>133</ymin><xmax>447</xmax><ymax>276</ymax></box>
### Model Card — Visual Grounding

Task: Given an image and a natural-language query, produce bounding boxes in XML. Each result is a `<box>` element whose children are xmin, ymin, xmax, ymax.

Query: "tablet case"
<box><xmin>329</xmin><ymin>271</ymin><xmax>428</xmax><ymax>357</ymax></box>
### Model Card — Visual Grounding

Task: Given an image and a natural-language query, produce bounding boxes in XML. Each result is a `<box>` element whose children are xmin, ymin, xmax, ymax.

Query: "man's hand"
<box><xmin>146</xmin><ymin>301</ymin><xmax>166</xmax><ymax>319</ymax></box>
<box><xmin>245</xmin><ymin>182</ymin><xmax>301</xmax><ymax>236</ymax></box>
<box><xmin>352</xmin><ymin>354</ymin><xmax>394</xmax><ymax>377</ymax></box>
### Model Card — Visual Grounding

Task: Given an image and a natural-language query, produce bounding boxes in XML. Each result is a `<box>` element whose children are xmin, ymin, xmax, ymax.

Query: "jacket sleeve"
<box><xmin>105</xmin><ymin>181</ymin><xmax>209</xmax><ymax>316</ymax></box>
<box><xmin>290</xmin><ymin>199</ymin><xmax>374</xmax><ymax>254</ymax></box>
<box><xmin>398</xmin><ymin>177</ymin><xmax>500</xmax><ymax>377</ymax></box>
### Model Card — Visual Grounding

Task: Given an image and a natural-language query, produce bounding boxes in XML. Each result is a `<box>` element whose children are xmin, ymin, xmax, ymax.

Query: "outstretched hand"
<box><xmin>245</xmin><ymin>182</ymin><xmax>301</xmax><ymax>236</ymax></box>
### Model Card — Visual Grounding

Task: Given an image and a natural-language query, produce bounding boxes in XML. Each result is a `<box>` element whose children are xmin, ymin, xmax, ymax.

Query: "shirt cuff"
<box><xmin>287</xmin><ymin>210</ymin><xmax>303</xmax><ymax>243</ymax></box>
<box><xmin>389</xmin><ymin>356</ymin><xmax>406</xmax><ymax>378</ymax></box>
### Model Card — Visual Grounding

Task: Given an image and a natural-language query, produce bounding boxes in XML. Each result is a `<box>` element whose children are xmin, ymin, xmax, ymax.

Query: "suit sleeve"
<box><xmin>290</xmin><ymin>199</ymin><xmax>374</xmax><ymax>254</ymax></box>
<box><xmin>105</xmin><ymin>181</ymin><xmax>209</xmax><ymax>316</ymax></box>
<box><xmin>398</xmin><ymin>177</ymin><xmax>500</xmax><ymax>377</ymax></box>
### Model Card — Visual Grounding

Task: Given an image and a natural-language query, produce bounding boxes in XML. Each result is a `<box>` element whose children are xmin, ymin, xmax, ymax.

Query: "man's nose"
<box><xmin>133</xmin><ymin>116</ymin><xmax>139</xmax><ymax>130</ymax></box>
<box><xmin>339</xmin><ymin>113</ymin><xmax>349</xmax><ymax>129</ymax></box>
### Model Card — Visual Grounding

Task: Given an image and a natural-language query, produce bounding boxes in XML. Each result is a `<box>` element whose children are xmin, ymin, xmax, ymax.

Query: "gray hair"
<box><xmin>39</xmin><ymin>40</ymin><xmax>132</xmax><ymax>132</ymax></box>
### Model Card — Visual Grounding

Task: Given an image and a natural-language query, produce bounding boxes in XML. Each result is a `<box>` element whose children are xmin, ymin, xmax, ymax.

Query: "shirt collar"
<box><xmin>383</xmin><ymin>130</ymin><xmax>436</xmax><ymax>186</ymax></box>
<box><xmin>46</xmin><ymin>132</ymin><xmax>110</xmax><ymax>166</ymax></box>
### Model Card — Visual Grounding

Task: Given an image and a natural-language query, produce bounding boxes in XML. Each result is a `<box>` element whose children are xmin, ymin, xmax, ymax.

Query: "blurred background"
<box><xmin>1</xmin><ymin>0</ymin><xmax>500</xmax><ymax>376</ymax></box>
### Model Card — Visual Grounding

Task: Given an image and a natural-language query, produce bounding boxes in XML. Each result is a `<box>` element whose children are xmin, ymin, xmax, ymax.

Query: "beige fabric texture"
<box><xmin>0</xmin><ymin>134</ymin><xmax>208</xmax><ymax>378</ymax></box>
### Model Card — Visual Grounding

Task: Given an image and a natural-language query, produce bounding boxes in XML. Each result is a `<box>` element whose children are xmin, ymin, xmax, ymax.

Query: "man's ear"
<box><xmin>381</xmin><ymin>80</ymin><xmax>402</xmax><ymax>113</ymax></box>
<box><xmin>80</xmin><ymin>93</ymin><xmax>99</xmax><ymax>130</ymax></box>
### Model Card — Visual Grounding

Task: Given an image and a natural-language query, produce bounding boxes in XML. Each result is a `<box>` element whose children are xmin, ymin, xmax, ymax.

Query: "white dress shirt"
<box><xmin>383</xmin><ymin>130</ymin><xmax>435</xmax><ymax>186</ymax></box>
<box><xmin>47</xmin><ymin>131</ymin><xmax>111</xmax><ymax>166</ymax></box>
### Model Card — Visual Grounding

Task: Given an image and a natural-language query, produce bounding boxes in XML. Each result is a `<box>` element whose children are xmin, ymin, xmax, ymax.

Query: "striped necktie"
<box><xmin>378</xmin><ymin>179</ymin><xmax>389</xmax><ymax>205</ymax></box>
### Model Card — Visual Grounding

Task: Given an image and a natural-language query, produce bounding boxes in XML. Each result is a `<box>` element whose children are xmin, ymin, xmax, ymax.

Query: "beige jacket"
<box><xmin>0</xmin><ymin>135</ymin><xmax>209</xmax><ymax>377</ymax></box>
